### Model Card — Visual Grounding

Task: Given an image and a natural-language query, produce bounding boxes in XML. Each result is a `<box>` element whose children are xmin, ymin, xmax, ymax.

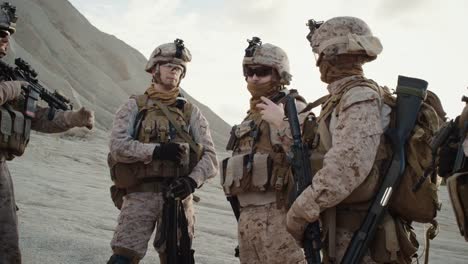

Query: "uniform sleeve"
<box><xmin>187</xmin><ymin>105</ymin><xmax>218</xmax><ymax>187</ymax></box>
<box><xmin>0</xmin><ymin>81</ymin><xmax>22</xmax><ymax>106</ymax></box>
<box><xmin>30</xmin><ymin>106</ymin><xmax>74</xmax><ymax>133</ymax></box>
<box><xmin>109</xmin><ymin>98</ymin><xmax>156</xmax><ymax>164</ymax></box>
<box><xmin>292</xmin><ymin>86</ymin><xmax>383</xmax><ymax>223</ymax></box>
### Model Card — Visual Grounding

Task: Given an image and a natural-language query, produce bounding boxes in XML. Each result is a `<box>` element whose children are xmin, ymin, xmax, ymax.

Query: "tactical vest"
<box><xmin>0</xmin><ymin>100</ymin><xmax>31</xmax><ymax>158</ymax></box>
<box><xmin>304</xmin><ymin>76</ymin><xmax>443</xmax><ymax>263</ymax></box>
<box><xmin>109</xmin><ymin>94</ymin><xmax>202</xmax><ymax>190</ymax></box>
<box><xmin>221</xmin><ymin>90</ymin><xmax>304</xmax><ymax>207</ymax></box>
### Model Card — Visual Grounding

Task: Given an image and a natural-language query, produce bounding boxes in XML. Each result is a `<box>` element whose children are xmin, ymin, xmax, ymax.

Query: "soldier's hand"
<box><xmin>168</xmin><ymin>177</ymin><xmax>197</xmax><ymax>200</ymax></box>
<box><xmin>0</xmin><ymin>81</ymin><xmax>28</xmax><ymax>102</ymax></box>
<box><xmin>256</xmin><ymin>96</ymin><xmax>285</xmax><ymax>129</ymax></box>
<box><xmin>286</xmin><ymin>186</ymin><xmax>319</xmax><ymax>247</ymax></box>
<box><xmin>153</xmin><ymin>142</ymin><xmax>185</xmax><ymax>163</ymax></box>
<box><xmin>68</xmin><ymin>107</ymin><xmax>94</xmax><ymax>130</ymax></box>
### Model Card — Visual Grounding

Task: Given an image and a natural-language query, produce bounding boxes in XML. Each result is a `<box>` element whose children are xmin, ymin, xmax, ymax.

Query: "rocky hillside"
<box><xmin>5</xmin><ymin>0</ymin><xmax>230</xmax><ymax>148</ymax></box>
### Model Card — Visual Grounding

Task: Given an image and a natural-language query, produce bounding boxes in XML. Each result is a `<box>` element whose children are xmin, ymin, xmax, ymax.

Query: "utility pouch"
<box><xmin>7</xmin><ymin>108</ymin><xmax>26</xmax><ymax>156</ymax></box>
<box><xmin>447</xmin><ymin>171</ymin><xmax>468</xmax><ymax>241</ymax></box>
<box><xmin>221</xmin><ymin>153</ymin><xmax>272</xmax><ymax>195</ymax></box>
<box><xmin>107</xmin><ymin>153</ymin><xmax>140</xmax><ymax>188</ymax></box>
<box><xmin>226</xmin><ymin>125</ymin><xmax>238</xmax><ymax>151</ymax></box>
<box><xmin>370</xmin><ymin>214</ymin><xmax>418</xmax><ymax>264</ymax></box>
<box><xmin>0</xmin><ymin>106</ymin><xmax>12</xmax><ymax>149</ymax></box>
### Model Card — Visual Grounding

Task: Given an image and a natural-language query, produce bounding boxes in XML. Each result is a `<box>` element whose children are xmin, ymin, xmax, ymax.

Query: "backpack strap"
<box><xmin>131</xmin><ymin>94</ymin><xmax>150</xmax><ymax>139</ymax></box>
<box><xmin>153</xmin><ymin>100</ymin><xmax>203</xmax><ymax>158</ymax></box>
<box><xmin>300</xmin><ymin>94</ymin><xmax>329</xmax><ymax>114</ymax></box>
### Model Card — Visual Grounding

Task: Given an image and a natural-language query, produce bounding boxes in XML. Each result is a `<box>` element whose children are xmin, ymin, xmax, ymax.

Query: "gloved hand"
<box><xmin>0</xmin><ymin>81</ymin><xmax>28</xmax><ymax>103</ymax></box>
<box><xmin>65</xmin><ymin>107</ymin><xmax>94</xmax><ymax>130</ymax></box>
<box><xmin>153</xmin><ymin>142</ymin><xmax>186</xmax><ymax>163</ymax></box>
<box><xmin>168</xmin><ymin>177</ymin><xmax>197</xmax><ymax>200</ymax></box>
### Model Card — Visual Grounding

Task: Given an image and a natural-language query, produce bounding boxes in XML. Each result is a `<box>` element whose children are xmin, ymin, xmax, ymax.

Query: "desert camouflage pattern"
<box><xmin>238</xmin><ymin>202</ymin><xmax>305</xmax><ymax>264</ymax></box>
<box><xmin>109</xmin><ymin>97</ymin><xmax>217</xmax><ymax>187</ymax></box>
<box><xmin>243</xmin><ymin>43</ymin><xmax>292</xmax><ymax>85</ymax></box>
<box><xmin>111</xmin><ymin>192</ymin><xmax>195</xmax><ymax>259</ymax></box>
<box><xmin>0</xmin><ymin>81</ymin><xmax>22</xmax><ymax>104</ymax></box>
<box><xmin>0</xmin><ymin>104</ymin><xmax>81</xmax><ymax>264</ymax></box>
<box><xmin>310</xmin><ymin>16</ymin><xmax>382</xmax><ymax>60</ymax></box>
<box><xmin>0</xmin><ymin>2</ymin><xmax>16</xmax><ymax>34</ymax></box>
<box><xmin>0</xmin><ymin>160</ymin><xmax>21</xmax><ymax>264</ymax></box>
<box><xmin>145</xmin><ymin>42</ymin><xmax>192</xmax><ymax>74</ymax></box>
<box><xmin>287</xmin><ymin>76</ymin><xmax>388</xmax><ymax>263</ymax></box>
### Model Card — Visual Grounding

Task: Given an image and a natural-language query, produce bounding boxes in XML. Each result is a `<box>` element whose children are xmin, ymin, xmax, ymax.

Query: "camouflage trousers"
<box><xmin>110</xmin><ymin>192</ymin><xmax>195</xmax><ymax>260</ymax></box>
<box><xmin>322</xmin><ymin>228</ymin><xmax>376</xmax><ymax>264</ymax></box>
<box><xmin>238</xmin><ymin>202</ymin><xmax>305</xmax><ymax>264</ymax></box>
<box><xmin>0</xmin><ymin>160</ymin><xmax>21</xmax><ymax>264</ymax></box>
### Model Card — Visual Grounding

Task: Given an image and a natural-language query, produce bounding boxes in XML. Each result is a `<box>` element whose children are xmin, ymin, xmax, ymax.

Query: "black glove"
<box><xmin>168</xmin><ymin>177</ymin><xmax>197</xmax><ymax>200</ymax></box>
<box><xmin>153</xmin><ymin>142</ymin><xmax>184</xmax><ymax>163</ymax></box>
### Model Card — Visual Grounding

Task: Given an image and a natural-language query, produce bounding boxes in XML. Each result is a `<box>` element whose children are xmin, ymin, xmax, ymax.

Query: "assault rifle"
<box><xmin>285</xmin><ymin>94</ymin><xmax>321</xmax><ymax>264</ymax></box>
<box><xmin>341</xmin><ymin>76</ymin><xmax>428</xmax><ymax>264</ymax></box>
<box><xmin>154</xmin><ymin>183</ymin><xmax>194</xmax><ymax>264</ymax></box>
<box><xmin>0</xmin><ymin>58</ymin><xmax>73</xmax><ymax>120</ymax></box>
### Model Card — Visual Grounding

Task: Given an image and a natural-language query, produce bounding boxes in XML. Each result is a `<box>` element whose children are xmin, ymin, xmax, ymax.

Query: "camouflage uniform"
<box><xmin>0</xmin><ymin>85</ymin><xmax>92</xmax><ymax>264</ymax></box>
<box><xmin>108</xmin><ymin>41</ymin><xmax>217</xmax><ymax>263</ymax></box>
<box><xmin>0</xmin><ymin>4</ymin><xmax>94</xmax><ymax>262</ymax></box>
<box><xmin>285</xmin><ymin>17</ymin><xmax>401</xmax><ymax>263</ymax></box>
<box><xmin>221</xmin><ymin>39</ymin><xmax>305</xmax><ymax>264</ymax></box>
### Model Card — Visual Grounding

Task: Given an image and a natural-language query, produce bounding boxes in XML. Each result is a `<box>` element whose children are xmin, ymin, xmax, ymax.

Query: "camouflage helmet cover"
<box><xmin>309</xmin><ymin>16</ymin><xmax>382</xmax><ymax>61</ymax></box>
<box><xmin>242</xmin><ymin>37</ymin><xmax>292</xmax><ymax>85</ymax></box>
<box><xmin>0</xmin><ymin>2</ymin><xmax>17</xmax><ymax>34</ymax></box>
<box><xmin>145</xmin><ymin>39</ymin><xmax>192</xmax><ymax>76</ymax></box>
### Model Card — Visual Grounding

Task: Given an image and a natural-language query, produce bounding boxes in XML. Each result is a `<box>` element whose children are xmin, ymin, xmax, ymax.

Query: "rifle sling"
<box><xmin>153</xmin><ymin>100</ymin><xmax>202</xmax><ymax>158</ymax></box>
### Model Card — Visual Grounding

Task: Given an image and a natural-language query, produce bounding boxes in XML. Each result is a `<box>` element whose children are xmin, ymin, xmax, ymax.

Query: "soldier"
<box><xmin>107</xmin><ymin>39</ymin><xmax>218</xmax><ymax>264</ymax></box>
<box><xmin>221</xmin><ymin>37</ymin><xmax>306</xmax><ymax>264</ymax></box>
<box><xmin>283</xmin><ymin>16</ymin><xmax>437</xmax><ymax>263</ymax></box>
<box><xmin>264</xmin><ymin>16</ymin><xmax>416</xmax><ymax>263</ymax></box>
<box><xmin>0</xmin><ymin>3</ymin><xmax>94</xmax><ymax>263</ymax></box>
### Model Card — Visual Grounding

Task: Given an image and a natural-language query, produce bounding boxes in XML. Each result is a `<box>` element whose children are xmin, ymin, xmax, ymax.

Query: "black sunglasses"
<box><xmin>245</xmin><ymin>67</ymin><xmax>272</xmax><ymax>77</ymax></box>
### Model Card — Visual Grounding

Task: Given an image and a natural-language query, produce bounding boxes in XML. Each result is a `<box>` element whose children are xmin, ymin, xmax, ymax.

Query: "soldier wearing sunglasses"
<box><xmin>221</xmin><ymin>37</ymin><xmax>307</xmax><ymax>264</ymax></box>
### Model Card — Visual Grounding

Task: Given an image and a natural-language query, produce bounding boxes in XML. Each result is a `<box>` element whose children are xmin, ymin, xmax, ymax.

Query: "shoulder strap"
<box><xmin>153</xmin><ymin>100</ymin><xmax>203</xmax><ymax>157</ymax></box>
<box><xmin>133</xmin><ymin>94</ymin><xmax>149</xmax><ymax>110</ymax></box>
<box><xmin>130</xmin><ymin>94</ymin><xmax>149</xmax><ymax>139</ymax></box>
<box><xmin>300</xmin><ymin>95</ymin><xmax>329</xmax><ymax>114</ymax></box>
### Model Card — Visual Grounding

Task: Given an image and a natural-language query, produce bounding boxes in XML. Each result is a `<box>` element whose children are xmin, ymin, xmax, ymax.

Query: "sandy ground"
<box><xmin>8</xmin><ymin>132</ymin><xmax>468</xmax><ymax>264</ymax></box>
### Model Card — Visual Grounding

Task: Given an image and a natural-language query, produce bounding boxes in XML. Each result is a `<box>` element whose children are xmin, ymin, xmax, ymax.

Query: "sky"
<box><xmin>68</xmin><ymin>0</ymin><xmax>468</xmax><ymax>125</ymax></box>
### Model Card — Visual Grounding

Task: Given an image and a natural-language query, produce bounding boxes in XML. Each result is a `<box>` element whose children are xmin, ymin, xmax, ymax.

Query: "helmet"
<box><xmin>0</xmin><ymin>2</ymin><xmax>17</xmax><ymax>34</ymax></box>
<box><xmin>145</xmin><ymin>39</ymin><xmax>192</xmax><ymax>77</ymax></box>
<box><xmin>308</xmin><ymin>16</ymin><xmax>382</xmax><ymax>62</ymax></box>
<box><xmin>242</xmin><ymin>37</ymin><xmax>292</xmax><ymax>85</ymax></box>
